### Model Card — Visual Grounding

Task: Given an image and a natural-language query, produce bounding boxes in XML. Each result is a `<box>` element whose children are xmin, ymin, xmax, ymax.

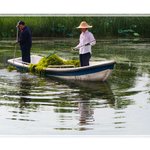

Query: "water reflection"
<box><xmin>7</xmin><ymin>74</ymin><xmax>37</xmax><ymax>122</ymax></box>
<box><xmin>110</xmin><ymin>62</ymin><xmax>138</xmax><ymax>89</ymax></box>
<box><xmin>78</xmin><ymin>99</ymin><xmax>94</xmax><ymax>126</ymax></box>
<box><xmin>71</xmin><ymin>81</ymin><xmax>116</xmax><ymax>108</ymax></box>
<box><xmin>54</xmin><ymin>79</ymin><xmax>116</xmax><ymax>131</ymax></box>
<box><xmin>114</xmin><ymin>111</ymin><xmax>126</xmax><ymax>129</ymax></box>
<box><xmin>18</xmin><ymin>74</ymin><xmax>32</xmax><ymax>108</ymax></box>
<box><xmin>1</xmin><ymin>38</ymin><xmax>150</xmax><ymax>134</ymax></box>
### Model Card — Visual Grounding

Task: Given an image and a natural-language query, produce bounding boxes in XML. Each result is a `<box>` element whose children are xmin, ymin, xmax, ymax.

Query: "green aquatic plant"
<box><xmin>46</xmin><ymin>54</ymin><xmax>64</xmax><ymax>65</ymax></box>
<box><xmin>64</xmin><ymin>59</ymin><xmax>80</xmax><ymax>67</ymax></box>
<box><xmin>29</xmin><ymin>54</ymin><xmax>79</xmax><ymax>75</ymax></box>
<box><xmin>7</xmin><ymin>65</ymin><xmax>16</xmax><ymax>72</ymax></box>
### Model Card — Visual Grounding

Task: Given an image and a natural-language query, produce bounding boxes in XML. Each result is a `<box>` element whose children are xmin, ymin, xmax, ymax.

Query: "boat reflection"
<box><xmin>53</xmin><ymin>79</ymin><xmax>116</xmax><ymax>130</ymax></box>
<box><xmin>65</xmin><ymin>80</ymin><xmax>116</xmax><ymax>107</ymax></box>
<box><xmin>17</xmin><ymin>75</ymin><xmax>126</xmax><ymax>131</ymax></box>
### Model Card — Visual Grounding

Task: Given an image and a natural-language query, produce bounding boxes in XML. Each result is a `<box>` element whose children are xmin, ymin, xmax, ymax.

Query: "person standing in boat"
<box><xmin>16</xmin><ymin>21</ymin><xmax>32</xmax><ymax>63</ymax></box>
<box><xmin>73</xmin><ymin>21</ymin><xmax>96</xmax><ymax>67</ymax></box>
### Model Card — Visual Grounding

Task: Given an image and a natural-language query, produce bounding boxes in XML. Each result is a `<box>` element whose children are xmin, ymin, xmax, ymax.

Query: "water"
<box><xmin>0</xmin><ymin>38</ymin><xmax>150</xmax><ymax>135</ymax></box>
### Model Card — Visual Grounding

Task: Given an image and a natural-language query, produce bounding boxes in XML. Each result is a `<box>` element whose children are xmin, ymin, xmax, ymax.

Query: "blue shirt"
<box><xmin>19</xmin><ymin>26</ymin><xmax>32</xmax><ymax>50</ymax></box>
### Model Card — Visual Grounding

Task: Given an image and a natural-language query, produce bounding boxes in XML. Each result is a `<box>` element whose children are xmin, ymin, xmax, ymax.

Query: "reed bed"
<box><xmin>0</xmin><ymin>16</ymin><xmax>150</xmax><ymax>39</ymax></box>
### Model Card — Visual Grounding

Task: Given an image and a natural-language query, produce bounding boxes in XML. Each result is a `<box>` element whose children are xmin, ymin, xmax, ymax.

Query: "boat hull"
<box><xmin>7</xmin><ymin>56</ymin><xmax>115</xmax><ymax>81</ymax></box>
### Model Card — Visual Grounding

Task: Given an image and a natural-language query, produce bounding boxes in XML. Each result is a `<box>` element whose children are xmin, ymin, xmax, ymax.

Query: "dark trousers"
<box><xmin>21</xmin><ymin>48</ymin><xmax>31</xmax><ymax>63</ymax></box>
<box><xmin>79</xmin><ymin>52</ymin><xmax>91</xmax><ymax>67</ymax></box>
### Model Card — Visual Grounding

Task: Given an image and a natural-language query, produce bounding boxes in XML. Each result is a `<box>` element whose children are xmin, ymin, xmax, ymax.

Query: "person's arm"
<box><xmin>74</xmin><ymin>43</ymin><xmax>81</xmax><ymax>49</ymax></box>
<box><xmin>90</xmin><ymin>40</ymin><xmax>96</xmax><ymax>46</ymax></box>
<box><xmin>87</xmin><ymin>32</ymin><xmax>96</xmax><ymax>46</ymax></box>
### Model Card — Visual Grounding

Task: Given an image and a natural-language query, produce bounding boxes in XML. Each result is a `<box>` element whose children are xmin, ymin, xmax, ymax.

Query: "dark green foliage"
<box><xmin>0</xmin><ymin>16</ymin><xmax>150</xmax><ymax>39</ymax></box>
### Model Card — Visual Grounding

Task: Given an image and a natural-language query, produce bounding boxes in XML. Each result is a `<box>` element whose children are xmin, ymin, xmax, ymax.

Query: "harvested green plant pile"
<box><xmin>29</xmin><ymin>54</ymin><xmax>79</xmax><ymax>73</ymax></box>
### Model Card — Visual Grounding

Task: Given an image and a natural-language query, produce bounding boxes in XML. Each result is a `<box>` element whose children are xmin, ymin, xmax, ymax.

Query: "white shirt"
<box><xmin>75</xmin><ymin>30</ymin><xmax>96</xmax><ymax>54</ymax></box>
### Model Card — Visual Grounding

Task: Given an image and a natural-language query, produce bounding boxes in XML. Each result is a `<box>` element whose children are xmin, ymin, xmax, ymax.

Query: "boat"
<box><xmin>7</xmin><ymin>55</ymin><xmax>116</xmax><ymax>81</ymax></box>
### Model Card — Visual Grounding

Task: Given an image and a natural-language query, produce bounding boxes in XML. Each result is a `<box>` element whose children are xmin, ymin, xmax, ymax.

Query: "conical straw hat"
<box><xmin>76</xmin><ymin>21</ymin><xmax>92</xmax><ymax>28</ymax></box>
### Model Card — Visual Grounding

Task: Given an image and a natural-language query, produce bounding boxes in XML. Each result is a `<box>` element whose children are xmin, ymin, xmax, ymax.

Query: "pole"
<box><xmin>72</xmin><ymin>40</ymin><xmax>96</xmax><ymax>51</ymax></box>
<box><xmin>78</xmin><ymin>40</ymin><xmax>96</xmax><ymax>49</ymax></box>
<box><xmin>13</xmin><ymin>27</ymin><xmax>19</xmax><ymax>62</ymax></box>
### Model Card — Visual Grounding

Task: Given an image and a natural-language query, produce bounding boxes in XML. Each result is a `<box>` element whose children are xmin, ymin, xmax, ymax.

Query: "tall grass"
<box><xmin>0</xmin><ymin>16</ymin><xmax>150</xmax><ymax>38</ymax></box>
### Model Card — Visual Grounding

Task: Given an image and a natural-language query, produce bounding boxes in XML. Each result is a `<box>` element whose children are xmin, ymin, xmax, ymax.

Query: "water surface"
<box><xmin>0</xmin><ymin>38</ymin><xmax>150</xmax><ymax>135</ymax></box>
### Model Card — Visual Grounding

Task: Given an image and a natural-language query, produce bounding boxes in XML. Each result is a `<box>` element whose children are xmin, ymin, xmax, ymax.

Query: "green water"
<box><xmin>0</xmin><ymin>38</ymin><xmax>150</xmax><ymax>135</ymax></box>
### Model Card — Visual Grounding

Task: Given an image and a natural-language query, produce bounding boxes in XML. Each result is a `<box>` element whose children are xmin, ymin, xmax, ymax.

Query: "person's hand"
<box><xmin>85</xmin><ymin>43</ymin><xmax>90</xmax><ymax>46</ymax></box>
<box><xmin>72</xmin><ymin>47</ymin><xmax>77</xmax><ymax>51</ymax></box>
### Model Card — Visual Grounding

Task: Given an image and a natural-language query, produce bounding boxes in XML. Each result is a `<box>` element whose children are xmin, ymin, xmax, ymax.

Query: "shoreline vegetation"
<box><xmin>0</xmin><ymin>16</ymin><xmax>150</xmax><ymax>39</ymax></box>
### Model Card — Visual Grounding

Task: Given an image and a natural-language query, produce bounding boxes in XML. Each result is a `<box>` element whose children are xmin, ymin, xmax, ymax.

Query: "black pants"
<box><xmin>79</xmin><ymin>52</ymin><xmax>91</xmax><ymax>67</ymax></box>
<box><xmin>21</xmin><ymin>48</ymin><xmax>31</xmax><ymax>63</ymax></box>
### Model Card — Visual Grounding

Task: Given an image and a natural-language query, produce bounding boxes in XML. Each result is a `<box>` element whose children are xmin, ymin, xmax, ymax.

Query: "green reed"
<box><xmin>0</xmin><ymin>16</ymin><xmax>150</xmax><ymax>39</ymax></box>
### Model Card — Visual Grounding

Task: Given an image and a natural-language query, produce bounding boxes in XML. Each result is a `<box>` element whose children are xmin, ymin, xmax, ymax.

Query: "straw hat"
<box><xmin>76</xmin><ymin>21</ymin><xmax>92</xmax><ymax>29</ymax></box>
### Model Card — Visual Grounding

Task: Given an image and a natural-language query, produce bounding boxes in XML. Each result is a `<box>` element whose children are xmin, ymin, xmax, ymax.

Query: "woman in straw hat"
<box><xmin>73</xmin><ymin>21</ymin><xmax>96</xmax><ymax>67</ymax></box>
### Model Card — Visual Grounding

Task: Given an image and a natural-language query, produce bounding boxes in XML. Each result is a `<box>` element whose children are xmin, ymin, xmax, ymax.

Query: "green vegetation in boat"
<box><xmin>29</xmin><ymin>54</ymin><xmax>80</xmax><ymax>73</ymax></box>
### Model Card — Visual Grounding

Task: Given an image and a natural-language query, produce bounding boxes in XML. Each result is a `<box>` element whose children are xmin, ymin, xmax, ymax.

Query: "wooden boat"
<box><xmin>7</xmin><ymin>55</ymin><xmax>116</xmax><ymax>81</ymax></box>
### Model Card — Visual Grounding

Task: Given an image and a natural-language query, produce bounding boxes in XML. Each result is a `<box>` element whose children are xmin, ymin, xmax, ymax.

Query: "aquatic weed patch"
<box><xmin>29</xmin><ymin>54</ymin><xmax>80</xmax><ymax>75</ymax></box>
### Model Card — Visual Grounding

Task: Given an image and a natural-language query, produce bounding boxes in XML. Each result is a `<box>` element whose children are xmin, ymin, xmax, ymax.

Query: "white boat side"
<box><xmin>7</xmin><ymin>55</ymin><xmax>116</xmax><ymax>81</ymax></box>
